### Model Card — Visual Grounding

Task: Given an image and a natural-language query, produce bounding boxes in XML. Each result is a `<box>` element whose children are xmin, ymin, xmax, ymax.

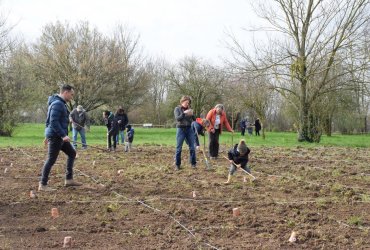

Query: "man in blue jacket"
<box><xmin>39</xmin><ymin>84</ymin><xmax>82</xmax><ymax>191</ymax></box>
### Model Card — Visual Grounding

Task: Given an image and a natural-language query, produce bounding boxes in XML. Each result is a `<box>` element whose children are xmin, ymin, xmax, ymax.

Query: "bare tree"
<box><xmin>224</xmin><ymin>74</ymin><xmax>275</xmax><ymax>139</ymax></box>
<box><xmin>166</xmin><ymin>56</ymin><xmax>225</xmax><ymax>117</ymax></box>
<box><xmin>107</xmin><ymin>24</ymin><xmax>149</xmax><ymax>111</ymax></box>
<box><xmin>31</xmin><ymin>21</ymin><xmax>112</xmax><ymax>111</ymax></box>
<box><xmin>144</xmin><ymin>57</ymin><xmax>171</xmax><ymax>125</ymax></box>
<box><xmin>227</xmin><ymin>0</ymin><xmax>369</xmax><ymax>142</ymax></box>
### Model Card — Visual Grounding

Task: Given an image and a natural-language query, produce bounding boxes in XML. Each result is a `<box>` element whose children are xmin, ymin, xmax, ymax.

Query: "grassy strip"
<box><xmin>0</xmin><ymin>123</ymin><xmax>369</xmax><ymax>148</ymax></box>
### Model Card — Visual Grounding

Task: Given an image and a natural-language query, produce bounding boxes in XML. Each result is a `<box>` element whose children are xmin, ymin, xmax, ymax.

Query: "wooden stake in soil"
<box><xmin>51</xmin><ymin>208</ymin><xmax>59</xmax><ymax>218</ymax></box>
<box><xmin>4</xmin><ymin>168</ymin><xmax>8</xmax><ymax>174</ymax></box>
<box><xmin>10</xmin><ymin>163</ymin><xmax>13</xmax><ymax>167</ymax></box>
<box><xmin>192</xmin><ymin>191</ymin><xmax>196</xmax><ymax>198</ymax></box>
<box><xmin>288</xmin><ymin>231</ymin><xmax>297</xmax><ymax>243</ymax></box>
<box><xmin>117</xmin><ymin>169</ymin><xmax>124</xmax><ymax>175</ymax></box>
<box><xmin>63</xmin><ymin>236</ymin><xmax>72</xmax><ymax>248</ymax></box>
<box><xmin>30</xmin><ymin>190</ymin><xmax>37</xmax><ymax>198</ymax></box>
<box><xmin>233</xmin><ymin>207</ymin><xmax>240</xmax><ymax>217</ymax></box>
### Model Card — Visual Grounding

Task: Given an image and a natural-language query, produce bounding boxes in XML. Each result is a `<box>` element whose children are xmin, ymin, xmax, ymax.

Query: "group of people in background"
<box><xmin>240</xmin><ymin>117</ymin><xmax>262</xmax><ymax>136</ymax></box>
<box><xmin>103</xmin><ymin>108</ymin><xmax>134</xmax><ymax>152</ymax></box>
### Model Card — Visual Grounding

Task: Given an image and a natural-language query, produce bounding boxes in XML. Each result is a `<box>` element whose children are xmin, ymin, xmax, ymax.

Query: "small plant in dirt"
<box><xmin>106</xmin><ymin>203</ymin><xmax>120</xmax><ymax>213</ymax></box>
<box><xmin>232</xmin><ymin>182</ymin><xmax>242</xmax><ymax>189</ymax></box>
<box><xmin>347</xmin><ymin>216</ymin><xmax>363</xmax><ymax>226</ymax></box>
<box><xmin>331</xmin><ymin>169</ymin><xmax>342</xmax><ymax>177</ymax></box>
<box><xmin>360</xmin><ymin>194</ymin><xmax>370</xmax><ymax>202</ymax></box>
<box><xmin>286</xmin><ymin>219</ymin><xmax>296</xmax><ymax>227</ymax></box>
<box><xmin>316</xmin><ymin>198</ymin><xmax>329</xmax><ymax>208</ymax></box>
<box><xmin>330</xmin><ymin>183</ymin><xmax>344</xmax><ymax>193</ymax></box>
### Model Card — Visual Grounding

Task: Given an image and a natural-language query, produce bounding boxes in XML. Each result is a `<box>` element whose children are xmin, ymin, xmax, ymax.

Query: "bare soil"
<box><xmin>0</xmin><ymin>145</ymin><xmax>369</xmax><ymax>249</ymax></box>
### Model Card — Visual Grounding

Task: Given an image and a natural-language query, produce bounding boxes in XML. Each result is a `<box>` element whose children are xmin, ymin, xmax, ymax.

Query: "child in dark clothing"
<box><xmin>125</xmin><ymin>124</ymin><xmax>134</xmax><ymax>152</ymax></box>
<box><xmin>224</xmin><ymin>139</ymin><xmax>251</xmax><ymax>184</ymax></box>
<box><xmin>103</xmin><ymin>110</ymin><xmax>118</xmax><ymax>151</ymax></box>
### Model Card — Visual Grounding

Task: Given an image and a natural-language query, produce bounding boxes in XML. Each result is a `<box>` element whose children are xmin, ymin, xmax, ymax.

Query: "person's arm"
<box><xmin>121</xmin><ymin>114</ymin><xmax>128</xmax><ymax>129</ymax></box>
<box><xmin>206</xmin><ymin>109</ymin><xmax>214</xmax><ymax>133</ymax></box>
<box><xmin>191</xmin><ymin>122</ymin><xmax>199</xmax><ymax>147</ymax></box>
<box><xmin>174</xmin><ymin>107</ymin><xmax>185</xmax><ymax>121</ymax></box>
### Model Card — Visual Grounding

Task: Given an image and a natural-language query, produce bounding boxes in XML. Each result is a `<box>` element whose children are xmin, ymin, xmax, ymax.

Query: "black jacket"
<box><xmin>227</xmin><ymin>144</ymin><xmax>250</xmax><ymax>168</ymax></box>
<box><xmin>174</xmin><ymin>106</ymin><xmax>195</xmax><ymax>128</ymax></box>
<box><xmin>115</xmin><ymin>113</ymin><xmax>128</xmax><ymax>131</ymax></box>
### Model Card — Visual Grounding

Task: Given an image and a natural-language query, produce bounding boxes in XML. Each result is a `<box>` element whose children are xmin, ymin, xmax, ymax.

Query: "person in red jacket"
<box><xmin>206</xmin><ymin>104</ymin><xmax>234</xmax><ymax>159</ymax></box>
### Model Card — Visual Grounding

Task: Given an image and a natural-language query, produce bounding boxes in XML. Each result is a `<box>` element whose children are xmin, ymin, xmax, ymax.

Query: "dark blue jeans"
<box><xmin>175</xmin><ymin>127</ymin><xmax>196</xmax><ymax>167</ymax></box>
<box><xmin>40</xmin><ymin>137</ymin><xmax>76</xmax><ymax>185</ymax></box>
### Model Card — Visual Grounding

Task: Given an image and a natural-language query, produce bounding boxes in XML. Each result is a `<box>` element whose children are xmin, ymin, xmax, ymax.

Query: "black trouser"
<box><xmin>241</xmin><ymin>128</ymin><xmax>245</xmax><ymax>136</ymax></box>
<box><xmin>209</xmin><ymin>129</ymin><xmax>220</xmax><ymax>157</ymax></box>
<box><xmin>40</xmin><ymin>137</ymin><xmax>76</xmax><ymax>185</ymax></box>
<box><xmin>256</xmin><ymin>129</ymin><xmax>260</xmax><ymax>136</ymax></box>
<box><xmin>107</xmin><ymin>132</ymin><xmax>118</xmax><ymax>149</ymax></box>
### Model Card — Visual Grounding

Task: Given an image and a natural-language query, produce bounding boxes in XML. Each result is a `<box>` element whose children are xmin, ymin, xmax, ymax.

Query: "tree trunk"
<box><xmin>324</xmin><ymin>117</ymin><xmax>332</xmax><ymax>137</ymax></box>
<box><xmin>298</xmin><ymin>80</ymin><xmax>310</xmax><ymax>142</ymax></box>
<box><xmin>364</xmin><ymin>116</ymin><xmax>367</xmax><ymax>133</ymax></box>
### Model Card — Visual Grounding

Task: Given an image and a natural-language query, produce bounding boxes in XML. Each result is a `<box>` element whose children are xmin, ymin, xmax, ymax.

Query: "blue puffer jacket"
<box><xmin>45</xmin><ymin>95</ymin><xmax>69</xmax><ymax>138</ymax></box>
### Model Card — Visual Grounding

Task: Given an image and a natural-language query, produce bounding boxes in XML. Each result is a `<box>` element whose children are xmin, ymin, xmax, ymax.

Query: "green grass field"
<box><xmin>0</xmin><ymin>123</ymin><xmax>369</xmax><ymax>148</ymax></box>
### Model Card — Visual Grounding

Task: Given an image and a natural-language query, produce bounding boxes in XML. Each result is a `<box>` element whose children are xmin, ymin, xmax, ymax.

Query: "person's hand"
<box><xmin>62</xmin><ymin>136</ymin><xmax>70</xmax><ymax>142</ymax></box>
<box><xmin>118</xmin><ymin>120</ymin><xmax>122</xmax><ymax>124</ymax></box>
<box><xmin>43</xmin><ymin>138</ymin><xmax>48</xmax><ymax>146</ymax></box>
<box><xmin>196</xmin><ymin>146</ymin><xmax>200</xmax><ymax>150</ymax></box>
<box><xmin>210</xmin><ymin>128</ymin><xmax>215</xmax><ymax>133</ymax></box>
<box><xmin>229</xmin><ymin>160</ymin><xmax>233</xmax><ymax>164</ymax></box>
<box><xmin>184</xmin><ymin>109</ymin><xmax>193</xmax><ymax>116</ymax></box>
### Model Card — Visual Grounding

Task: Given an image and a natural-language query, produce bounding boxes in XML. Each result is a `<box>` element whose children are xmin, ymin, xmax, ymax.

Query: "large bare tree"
<box><xmin>167</xmin><ymin>56</ymin><xmax>225</xmax><ymax>117</ymax></box>
<box><xmin>227</xmin><ymin>0</ymin><xmax>369</xmax><ymax>142</ymax></box>
<box><xmin>107</xmin><ymin>24</ymin><xmax>149</xmax><ymax>111</ymax></box>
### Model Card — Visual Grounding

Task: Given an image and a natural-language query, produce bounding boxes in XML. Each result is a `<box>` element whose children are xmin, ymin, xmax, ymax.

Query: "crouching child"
<box><xmin>224</xmin><ymin>139</ymin><xmax>251</xmax><ymax>184</ymax></box>
<box><xmin>125</xmin><ymin>124</ymin><xmax>134</xmax><ymax>152</ymax></box>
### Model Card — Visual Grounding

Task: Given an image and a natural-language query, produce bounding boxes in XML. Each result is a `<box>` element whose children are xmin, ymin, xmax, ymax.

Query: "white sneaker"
<box><xmin>38</xmin><ymin>182</ymin><xmax>56</xmax><ymax>192</ymax></box>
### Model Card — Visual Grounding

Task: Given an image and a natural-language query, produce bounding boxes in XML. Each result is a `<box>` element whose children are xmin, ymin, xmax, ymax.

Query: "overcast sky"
<box><xmin>1</xmin><ymin>0</ymin><xmax>263</xmax><ymax>64</ymax></box>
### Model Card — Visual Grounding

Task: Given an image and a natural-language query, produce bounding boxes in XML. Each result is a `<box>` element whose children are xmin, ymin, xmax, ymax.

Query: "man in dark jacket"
<box><xmin>69</xmin><ymin>105</ymin><xmax>90</xmax><ymax>149</ymax></box>
<box><xmin>103</xmin><ymin>110</ymin><xmax>118</xmax><ymax>151</ymax></box>
<box><xmin>115</xmin><ymin>107</ymin><xmax>128</xmax><ymax>145</ymax></box>
<box><xmin>39</xmin><ymin>84</ymin><xmax>82</xmax><ymax>191</ymax></box>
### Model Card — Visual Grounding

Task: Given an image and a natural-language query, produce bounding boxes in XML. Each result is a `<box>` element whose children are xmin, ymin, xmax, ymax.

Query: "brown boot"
<box><xmin>64</xmin><ymin>179</ymin><xmax>82</xmax><ymax>187</ymax></box>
